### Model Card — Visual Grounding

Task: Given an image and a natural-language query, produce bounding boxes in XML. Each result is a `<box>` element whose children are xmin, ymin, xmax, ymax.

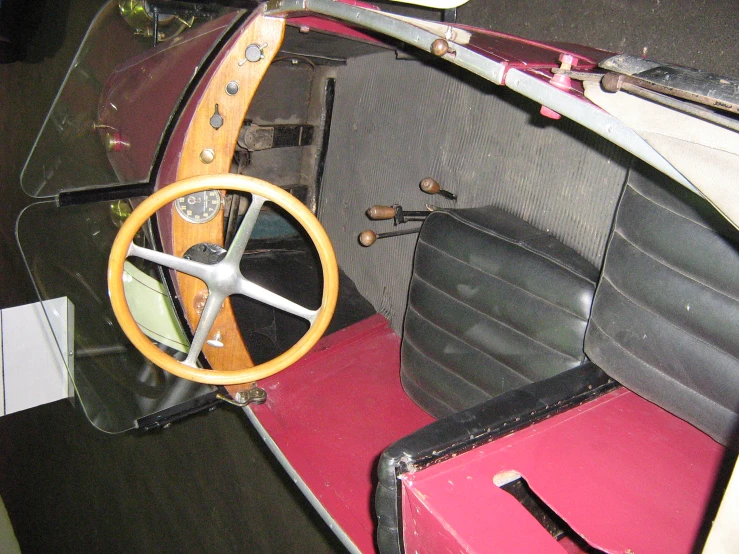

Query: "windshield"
<box><xmin>15</xmin><ymin>0</ymin><xmax>247</xmax><ymax>431</ymax></box>
<box><xmin>17</xmin><ymin>198</ymin><xmax>218</xmax><ymax>433</ymax></box>
<box><xmin>21</xmin><ymin>1</ymin><xmax>242</xmax><ymax>198</ymax></box>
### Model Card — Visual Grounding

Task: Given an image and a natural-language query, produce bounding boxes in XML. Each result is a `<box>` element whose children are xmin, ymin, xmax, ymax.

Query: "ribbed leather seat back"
<box><xmin>585</xmin><ymin>165</ymin><xmax>739</xmax><ymax>445</ymax></box>
<box><xmin>401</xmin><ymin>206</ymin><xmax>599</xmax><ymax>418</ymax></box>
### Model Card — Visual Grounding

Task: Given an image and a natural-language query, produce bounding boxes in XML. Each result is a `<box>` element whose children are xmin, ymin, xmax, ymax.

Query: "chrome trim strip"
<box><xmin>243</xmin><ymin>406</ymin><xmax>362</xmax><ymax>554</ymax></box>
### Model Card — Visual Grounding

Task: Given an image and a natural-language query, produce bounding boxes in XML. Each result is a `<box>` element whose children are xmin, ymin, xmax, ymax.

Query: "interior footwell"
<box><xmin>233</xmin><ymin>233</ymin><xmax>376</xmax><ymax>364</ymax></box>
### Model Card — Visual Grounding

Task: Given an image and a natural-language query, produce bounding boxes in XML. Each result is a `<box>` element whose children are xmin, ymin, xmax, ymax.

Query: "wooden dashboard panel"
<box><xmin>172</xmin><ymin>9</ymin><xmax>286</xmax><ymax>390</ymax></box>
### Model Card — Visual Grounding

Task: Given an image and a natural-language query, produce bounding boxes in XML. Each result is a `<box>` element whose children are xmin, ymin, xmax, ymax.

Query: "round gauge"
<box><xmin>174</xmin><ymin>190</ymin><xmax>222</xmax><ymax>224</ymax></box>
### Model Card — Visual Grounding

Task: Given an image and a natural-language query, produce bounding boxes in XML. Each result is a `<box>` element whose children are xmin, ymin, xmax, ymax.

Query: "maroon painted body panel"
<box><xmin>251</xmin><ymin>315</ymin><xmax>434</xmax><ymax>553</ymax></box>
<box><xmin>403</xmin><ymin>473</ymin><xmax>568</xmax><ymax>554</ymax></box>
<box><xmin>464</xmin><ymin>27</ymin><xmax>605</xmax><ymax>69</ymax></box>
<box><xmin>464</xmin><ymin>29</ymin><xmax>611</xmax><ymax>95</ymax></box>
<box><xmin>286</xmin><ymin>15</ymin><xmax>385</xmax><ymax>44</ymax></box>
<box><xmin>99</xmin><ymin>12</ymin><xmax>242</xmax><ymax>184</ymax></box>
<box><xmin>401</xmin><ymin>388</ymin><xmax>724</xmax><ymax>554</ymax></box>
<box><xmin>285</xmin><ymin>0</ymin><xmax>387</xmax><ymax>44</ymax></box>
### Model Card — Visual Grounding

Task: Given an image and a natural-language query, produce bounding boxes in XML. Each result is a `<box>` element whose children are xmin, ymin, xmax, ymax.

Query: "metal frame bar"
<box><xmin>264</xmin><ymin>0</ymin><xmax>695</xmax><ymax>193</ymax></box>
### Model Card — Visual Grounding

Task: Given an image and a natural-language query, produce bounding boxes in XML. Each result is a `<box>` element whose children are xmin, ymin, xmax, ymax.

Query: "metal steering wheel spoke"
<box><xmin>183</xmin><ymin>289</ymin><xmax>227</xmax><ymax>367</ymax></box>
<box><xmin>235</xmin><ymin>276</ymin><xmax>319</xmax><ymax>324</ymax></box>
<box><xmin>223</xmin><ymin>194</ymin><xmax>266</xmax><ymax>264</ymax></box>
<box><xmin>128</xmin><ymin>243</ymin><xmax>213</xmax><ymax>282</ymax></box>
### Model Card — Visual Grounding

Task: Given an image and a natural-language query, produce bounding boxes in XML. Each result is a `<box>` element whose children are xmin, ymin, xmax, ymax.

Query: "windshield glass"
<box><xmin>17</xmin><ymin>199</ymin><xmax>217</xmax><ymax>433</ymax></box>
<box><xmin>21</xmin><ymin>1</ymin><xmax>242</xmax><ymax>198</ymax></box>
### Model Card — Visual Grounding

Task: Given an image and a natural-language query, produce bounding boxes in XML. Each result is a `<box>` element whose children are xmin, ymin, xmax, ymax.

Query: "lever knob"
<box><xmin>366</xmin><ymin>205</ymin><xmax>396</xmax><ymax>220</ymax></box>
<box><xmin>359</xmin><ymin>230</ymin><xmax>377</xmax><ymax>246</ymax></box>
<box><xmin>419</xmin><ymin>177</ymin><xmax>457</xmax><ymax>200</ymax></box>
<box><xmin>420</xmin><ymin>177</ymin><xmax>440</xmax><ymax>194</ymax></box>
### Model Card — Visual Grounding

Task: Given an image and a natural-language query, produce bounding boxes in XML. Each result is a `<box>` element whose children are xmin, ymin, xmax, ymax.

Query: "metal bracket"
<box><xmin>182</xmin><ymin>242</ymin><xmax>227</xmax><ymax>265</ymax></box>
<box><xmin>217</xmin><ymin>387</ymin><xmax>267</xmax><ymax>407</ymax></box>
<box><xmin>237</xmin><ymin>123</ymin><xmax>315</xmax><ymax>151</ymax></box>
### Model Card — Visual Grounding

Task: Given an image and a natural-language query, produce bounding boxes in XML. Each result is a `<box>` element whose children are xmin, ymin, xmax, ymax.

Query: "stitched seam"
<box><xmin>625</xmin><ymin>184</ymin><xmax>720</xmax><ymax>234</ymax></box>
<box><xmin>401</xmin><ymin>362</ymin><xmax>460</xmax><ymax>413</ymax></box>
<box><xmin>613</xmin><ymin>232</ymin><xmax>739</xmax><ymax>304</ymax></box>
<box><xmin>406</xmin><ymin>305</ymin><xmax>535</xmax><ymax>379</ymax></box>
<box><xmin>599</xmin><ymin>276</ymin><xmax>739</xmax><ymax>365</ymax></box>
<box><xmin>587</xmin><ymin>320</ymin><xmax>734</xmax><ymax>414</ymax></box>
<box><xmin>403</xmin><ymin>332</ymin><xmax>500</xmax><ymax>399</ymax></box>
<box><xmin>408</xmin><ymin>279</ymin><xmax>583</xmax><ymax>364</ymax></box>
<box><xmin>419</xmin><ymin>241</ymin><xmax>590</xmax><ymax>320</ymax></box>
<box><xmin>404</xmin><ymin>319</ymin><xmax>532</xmax><ymax>391</ymax></box>
<box><xmin>430</xmin><ymin>211</ymin><xmax>596</xmax><ymax>282</ymax></box>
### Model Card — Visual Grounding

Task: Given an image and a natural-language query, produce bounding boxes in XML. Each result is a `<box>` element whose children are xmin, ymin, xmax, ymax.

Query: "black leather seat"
<box><xmin>401</xmin><ymin>205</ymin><xmax>599</xmax><ymax>418</ymax></box>
<box><xmin>378</xmin><ymin>163</ymin><xmax>739</xmax><ymax>554</ymax></box>
<box><xmin>585</xmin><ymin>164</ymin><xmax>739</xmax><ymax>445</ymax></box>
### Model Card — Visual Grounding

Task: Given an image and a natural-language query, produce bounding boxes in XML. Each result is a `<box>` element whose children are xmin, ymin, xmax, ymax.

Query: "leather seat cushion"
<box><xmin>402</xmin><ymin>205</ymin><xmax>599</xmax><ymax>418</ymax></box>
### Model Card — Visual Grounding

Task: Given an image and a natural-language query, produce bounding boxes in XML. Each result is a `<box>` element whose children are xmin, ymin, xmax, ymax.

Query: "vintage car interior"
<box><xmin>12</xmin><ymin>0</ymin><xmax>739</xmax><ymax>552</ymax></box>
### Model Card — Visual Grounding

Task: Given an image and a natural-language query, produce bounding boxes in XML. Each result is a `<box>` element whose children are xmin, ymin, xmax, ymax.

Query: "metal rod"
<box><xmin>602</xmin><ymin>72</ymin><xmax>739</xmax><ymax>133</ymax></box>
<box><xmin>152</xmin><ymin>6</ymin><xmax>159</xmax><ymax>47</ymax></box>
<box><xmin>366</xmin><ymin>205</ymin><xmax>432</xmax><ymax>224</ymax></box>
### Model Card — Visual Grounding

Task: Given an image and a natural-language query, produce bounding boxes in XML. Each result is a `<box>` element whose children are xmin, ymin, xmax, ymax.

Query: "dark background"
<box><xmin>0</xmin><ymin>1</ymin><xmax>736</xmax><ymax>552</ymax></box>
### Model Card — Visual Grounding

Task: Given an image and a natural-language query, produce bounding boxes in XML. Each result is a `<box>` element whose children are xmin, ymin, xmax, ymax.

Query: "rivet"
<box><xmin>206</xmin><ymin>331</ymin><xmax>224</xmax><ymax>348</ymax></box>
<box><xmin>225</xmin><ymin>81</ymin><xmax>239</xmax><ymax>95</ymax></box>
<box><xmin>199</xmin><ymin>148</ymin><xmax>215</xmax><ymax>164</ymax></box>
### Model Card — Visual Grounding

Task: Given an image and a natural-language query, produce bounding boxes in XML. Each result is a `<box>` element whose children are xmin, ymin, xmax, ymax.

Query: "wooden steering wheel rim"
<box><xmin>108</xmin><ymin>174</ymin><xmax>339</xmax><ymax>385</ymax></box>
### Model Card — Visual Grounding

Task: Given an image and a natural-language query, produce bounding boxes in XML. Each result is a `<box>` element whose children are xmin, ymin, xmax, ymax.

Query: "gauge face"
<box><xmin>174</xmin><ymin>190</ymin><xmax>222</xmax><ymax>224</ymax></box>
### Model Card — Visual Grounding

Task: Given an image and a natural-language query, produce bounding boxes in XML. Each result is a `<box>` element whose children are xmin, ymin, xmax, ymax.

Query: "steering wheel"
<box><xmin>108</xmin><ymin>174</ymin><xmax>339</xmax><ymax>385</ymax></box>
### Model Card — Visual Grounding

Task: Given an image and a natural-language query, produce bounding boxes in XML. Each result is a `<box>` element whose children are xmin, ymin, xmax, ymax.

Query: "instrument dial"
<box><xmin>174</xmin><ymin>190</ymin><xmax>222</xmax><ymax>224</ymax></box>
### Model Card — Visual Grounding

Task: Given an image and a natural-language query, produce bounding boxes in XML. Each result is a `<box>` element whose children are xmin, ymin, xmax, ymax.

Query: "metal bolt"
<box><xmin>104</xmin><ymin>131</ymin><xmax>129</xmax><ymax>152</ymax></box>
<box><xmin>206</xmin><ymin>331</ymin><xmax>224</xmax><ymax>348</ymax></box>
<box><xmin>227</xmin><ymin>387</ymin><xmax>267</xmax><ymax>406</ymax></box>
<box><xmin>209</xmin><ymin>104</ymin><xmax>224</xmax><ymax>130</ymax></box>
<box><xmin>540</xmin><ymin>53</ymin><xmax>579</xmax><ymax>120</ymax></box>
<box><xmin>601</xmin><ymin>72</ymin><xmax>625</xmax><ymax>93</ymax></box>
<box><xmin>250</xmin><ymin>388</ymin><xmax>267</xmax><ymax>404</ymax></box>
<box><xmin>558</xmin><ymin>53</ymin><xmax>576</xmax><ymax>71</ymax></box>
<box><xmin>199</xmin><ymin>148</ymin><xmax>215</xmax><ymax>164</ymax></box>
<box><xmin>234</xmin><ymin>390</ymin><xmax>248</xmax><ymax>404</ymax></box>
<box><xmin>238</xmin><ymin>43</ymin><xmax>267</xmax><ymax>66</ymax></box>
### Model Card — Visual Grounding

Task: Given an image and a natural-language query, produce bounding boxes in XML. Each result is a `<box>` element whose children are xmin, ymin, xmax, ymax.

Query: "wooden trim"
<box><xmin>172</xmin><ymin>10</ymin><xmax>285</xmax><ymax>383</ymax></box>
